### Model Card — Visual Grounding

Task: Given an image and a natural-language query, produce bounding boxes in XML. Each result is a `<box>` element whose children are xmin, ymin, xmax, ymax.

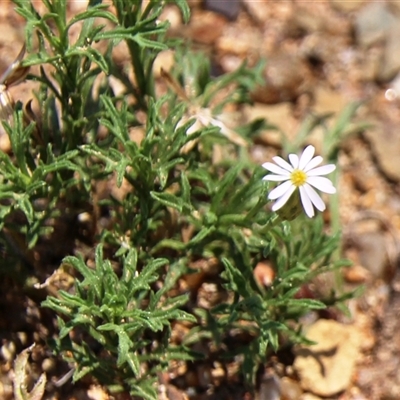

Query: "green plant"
<box><xmin>43</xmin><ymin>245</ymin><xmax>196</xmax><ymax>397</ymax></box>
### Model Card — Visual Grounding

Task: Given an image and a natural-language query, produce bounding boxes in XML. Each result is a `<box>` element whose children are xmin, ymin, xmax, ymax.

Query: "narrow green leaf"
<box><xmin>181</xmin><ymin>172</ymin><xmax>191</xmax><ymax>205</ymax></box>
<box><xmin>16</xmin><ymin>195</ymin><xmax>34</xmax><ymax>222</ymax></box>
<box><xmin>188</xmin><ymin>226</ymin><xmax>215</xmax><ymax>245</ymax></box>
<box><xmin>133</xmin><ymin>258</ymin><xmax>169</xmax><ymax>290</ymax></box>
<box><xmin>211</xmin><ymin>164</ymin><xmax>242</xmax><ymax>213</ymax></box>
<box><xmin>122</xmin><ymin>248</ymin><xmax>138</xmax><ymax>284</ymax></box>
<box><xmin>287</xmin><ymin>298</ymin><xmax>326</xmax><ymax>310</ymax></box>
<box><xmin>221</xmin><ymin>257</ymin><xmax>251</xmax><ymax>298</ymax></box>
<box><xmin>150</xmin><ymin>191</ymin><xmax>183</xmax><ymax>212</ymax></box>
<box><xmin>175</xmin><ymin>0</ymin><xmax>190</xmax><ymax>23</ymax></box>
<box><xmin>218</xmin><ymin>214</ymin><xmax>247</xmax><ymax>225</ymax></box>
<box><xmin>73</xmin><ymin>363</ymin><xmax>97</xmax><ymax>382</ymax></box>
<box><xmin>129</xmin><ymin>381</ymin><xmax>158</xmax><ymax>400</ymax></box>
<box><xmin>66</xmin><ymin>7</ymin><xmax>117</xmax><ymax>29</ymax></box>
<box><xmin>42</xmin><ymin>298</ymin><xmax>72</xmax><ymax>316</ymax></box>
<box><xmin>151</xmin><ymin>239</ymin><xmax>186</xmax><ymax>252</ymax></box>
<box><xmin>132</xmin><ymin>34</ymin><xmax>168</xmax><ymax>50</ymax></box>
<box><xmin>66</xmin><ymin>47</ymin><xmax>109</xmax><ymax>74</ymax></box>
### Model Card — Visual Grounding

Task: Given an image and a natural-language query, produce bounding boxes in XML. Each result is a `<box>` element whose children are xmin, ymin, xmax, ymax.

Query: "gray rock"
<box><xmin>357</xmin><ymin>231</ymin><xmax>388</xmax><ymax>280</ymax></box>
<box><xmin>378</xmin><ymin>25</ymin><xmax>400</xmax><ymax>81</ymax></box>
<box><xmin>357</xmin><ymin>271</ymin><xmax>400</xmax><ymax>398</ymax></box>
<box><xmin>355</xmin><ymin>2</ymin><xmax>398</xmax><ymax>47</ymax></box>
<box><xmin>257</xmin><ymin>370</ymin><xmax>281</xmax><ymax>400</ymax></box>
<box><xmin>204</xmin><ymin>0</ymin><xmax>241</xmax><ymax>20</ymax></box>
<box><xmin>363</xmin><ymin>122</ymin><xmax>400</xmax><ymax>181</ymax></box>
<box><xmin>251</xmin><ymin>53</ymin><xmax>312</xmax><ymax>104</ymax></box>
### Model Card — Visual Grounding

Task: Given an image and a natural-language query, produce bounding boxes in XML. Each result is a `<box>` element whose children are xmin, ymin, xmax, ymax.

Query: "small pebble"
<box><xmin>0</xmin><ymin>132</ymin><xmax>11</xmax><ymax>153</ymax></box>
<box><xmin>344</xmin><ymin>265</ymin><xmax>370</xmax><ymax>284</ymax></box>
<box><xmin>254</xmin><ymin>261</ymin><xmax>275</xmax><ymax>287</ymax></box>
<box><xmin>17</xmin><ymin>332</ymin><xmax>28</xmax><ymax>346</ymax></box>
<box><xmin>257</xmin><ymin>369</ymin><xmax>281</xmax><ymax>400</ymax></box>
<box><xmin>1</xmin><ymin>341</ymin><xmax>16</xmax><ymax>362</ymax></box>
<box><xmin>281</xmin><ymin>377</ymin><xmax>303</xmax><ymax>400</ymax></box>
<box><xmin>42</xmin><ymin>357</ymin><xmax>56</xmax><ymax>373</ymax></box>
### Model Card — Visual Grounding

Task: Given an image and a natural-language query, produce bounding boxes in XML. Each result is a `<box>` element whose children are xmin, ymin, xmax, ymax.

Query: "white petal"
<box><xmin>299</xmin><ymin>145</ymin><xmax>315</xmax><ymax>170</ymax></box>
<box><xmin>271</xmin><ymin>185</ymin><xmax>296</xmax><ymax>211</ymax></box>
<box><xmin>307</xmin><ymin>176</ymin><xmax>336</xmax><ymax>194</ymax></box>
<box><xmin>289</xmin><ymin>154</ymin><xmax>299</xmax><ymax>168</ymax></box>
<box><xmin>307</xmin><ymin>164</ymin><xmax>336</xmax><ymax>176</ymax></box>
<box><xmin>209</xmin><ymin>117</ymin><xmax>224</xmax><ymax>130</ymax></box>
<box><xmin>262</xmin><ymin>174</ymin><xmax>290</xmax><ymax>182</ymax></box>
<box><xmin>303</xmin><ymin>183</ymin><xmax>326</xmax><ymax>212</ymax></box>
<box><xmin>262</xmin><ymin>162</ymin><xmax>291</xmax><ymax>176</ymax></box>
<box><xmin>299</xmin><ymin>186</ymin><xmax>314</xmax><ymax>218</ymax></box>
<box><xmin>272</xmin><ymin>156</ymin><xmax>294</xmax><ymax>172</ymax></box>
<box><xmin>268</xmin><ymin>180</ymin><xmax>294</xmax><ymax>200</ymax></box>
<box><xmin>303</xmin><ymin>155</ymin><xmax>322</xmax><ymax>172</ymax></box>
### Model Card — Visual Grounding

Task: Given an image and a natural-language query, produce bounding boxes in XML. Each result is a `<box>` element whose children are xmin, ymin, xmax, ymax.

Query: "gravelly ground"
<box><xmin>1</xmin><ymin>1</ymin><xmax>400</xmax><ymax>399</ymax></box>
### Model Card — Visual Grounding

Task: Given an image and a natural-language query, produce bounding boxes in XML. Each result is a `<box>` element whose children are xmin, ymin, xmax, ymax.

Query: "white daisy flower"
<box><xmin>262</xmin><ymin>145</ymin><xmax>336</xmax><ymax>218</ymax></box>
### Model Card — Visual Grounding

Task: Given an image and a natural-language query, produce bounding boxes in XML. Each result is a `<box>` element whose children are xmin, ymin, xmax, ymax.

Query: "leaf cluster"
<box><xmin>43</xmin><ymin>246</ymin><xmax>196</xmax><ymax>398</ymax></box>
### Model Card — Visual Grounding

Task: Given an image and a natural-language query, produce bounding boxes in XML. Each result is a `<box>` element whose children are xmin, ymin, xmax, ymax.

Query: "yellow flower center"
<box><xmin>290</xmin><ymin>169</ymin><xmax>307</xmax><ymax>187</ymax></box>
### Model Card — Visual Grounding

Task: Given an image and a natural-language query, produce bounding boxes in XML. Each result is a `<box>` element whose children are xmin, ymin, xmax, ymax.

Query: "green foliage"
<box><xmin>43</xmin><ymin>245</ymin><xmax>196</xmax><ymax>398</ymax></box>
<box><xmin>0</xmin><ymin>0</ymin><xmax>357</xmax><ymax>397</ymax></box>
